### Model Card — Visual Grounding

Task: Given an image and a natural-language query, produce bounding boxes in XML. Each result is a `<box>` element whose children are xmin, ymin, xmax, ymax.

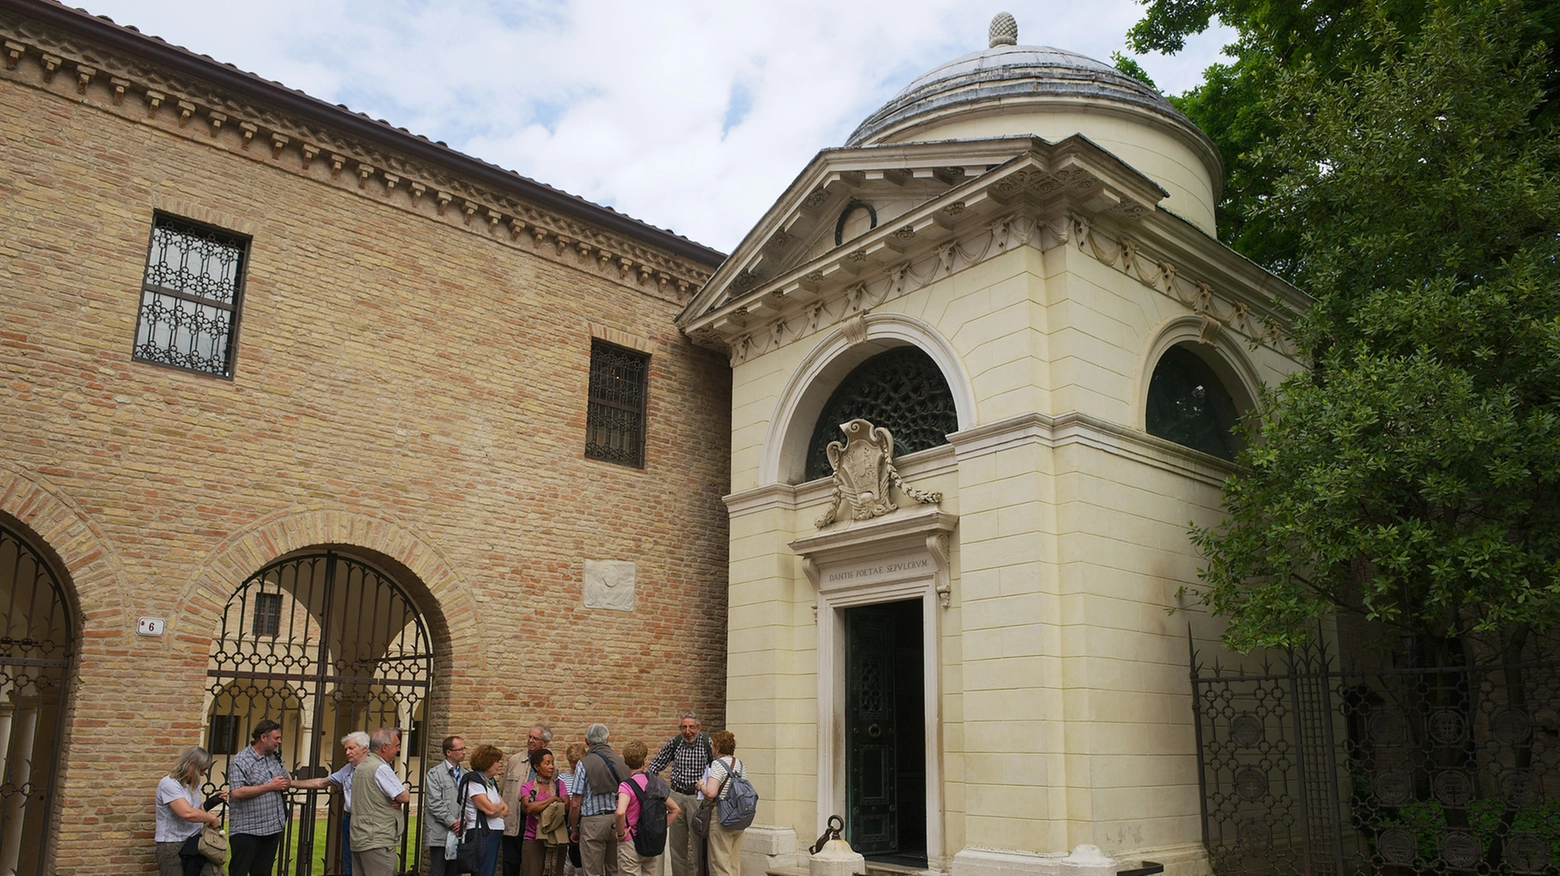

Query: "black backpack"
<box><xmin>626</xmin><ymin>773</ymin><xmax>671</xmax><ymax>857</ymax></box>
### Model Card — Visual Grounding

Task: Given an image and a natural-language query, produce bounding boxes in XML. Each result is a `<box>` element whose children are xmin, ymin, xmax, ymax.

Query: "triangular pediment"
<box><xmin>679</xmin><ymin>134</ymin><xmax>1173</xmax><ymax>347</ymax></box>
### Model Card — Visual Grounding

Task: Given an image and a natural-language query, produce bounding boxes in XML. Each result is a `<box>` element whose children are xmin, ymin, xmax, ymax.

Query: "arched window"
<box><xmin>1145</xmin><ymin>344</ymin><xmax>1245</xmax><ymax>461</ymax></box>
<box><xmin>805</xmin><ymin>347</ymin><xmax>958</xmax><ymax>480</ymax></box>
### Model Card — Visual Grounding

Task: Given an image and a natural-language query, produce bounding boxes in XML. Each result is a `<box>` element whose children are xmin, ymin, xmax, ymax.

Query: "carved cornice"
<box><xmin>692</xmin><ymin>207</ymin><xmax>1300</xmax><ymax>367</ymax></box>
<box><xmin>790</xmin><ymin>504</ymin><xmax>959</xmax><ymax>609</ymax></box>
<box><xmin>0</xmin><ymin>4</ymin><xmax>719</xmax><ymax>301</ymax></box>
<box><xmin>682</xmin><ymin>147</ymin><xmax>1304</xmax><ymax>366</ymax></box>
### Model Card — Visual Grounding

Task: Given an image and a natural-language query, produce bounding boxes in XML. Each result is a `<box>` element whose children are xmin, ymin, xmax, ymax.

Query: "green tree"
<box><xmin>1125</xmin><ymin>0</ymin><xmax>1560</xmax><ymax>275</ymax></box>
<box><xmin>1185</xmin><ymin>1</ymin><xmax>1560</xmax><ymax>653</ymax></box>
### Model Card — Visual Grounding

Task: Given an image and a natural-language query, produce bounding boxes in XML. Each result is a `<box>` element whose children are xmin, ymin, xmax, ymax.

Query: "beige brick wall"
<box><xmin>0</xmin><ymin>36</ymin><xmax>731</xmax><ymax>874</ymax></box>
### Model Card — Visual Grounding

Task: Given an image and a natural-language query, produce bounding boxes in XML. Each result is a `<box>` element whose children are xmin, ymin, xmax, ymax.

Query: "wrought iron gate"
<box><xmin>0</xmin><ymin>523</ymin><xmax>72</xmax><ymax>876</ymax></box>
<box><xmin>1193</xmin><ymin>640</ymin><xmax>1560</xmax><ymax>876</ymax></box>
<box><xmin>207</xmin><ymin>550</ymin><xmax>433</xmax><ymax>876</ymax></box>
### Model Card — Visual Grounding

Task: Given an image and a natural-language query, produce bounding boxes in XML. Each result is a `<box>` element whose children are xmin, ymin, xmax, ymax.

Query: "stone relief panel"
<box><xmin>583</xmin><ymin>560</ymin><xmax>636</xmax><ymax>611</ymax></box>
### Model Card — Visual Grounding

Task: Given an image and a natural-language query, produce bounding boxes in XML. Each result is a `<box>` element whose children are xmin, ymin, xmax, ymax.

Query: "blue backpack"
<box><xmin>713</xmin><ymin>758</ymin><xmax>758</xmax><ymax>830</ymax></box>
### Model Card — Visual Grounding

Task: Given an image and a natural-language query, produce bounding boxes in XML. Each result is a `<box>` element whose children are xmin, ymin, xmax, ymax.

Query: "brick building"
<box><xmin>0</xmin><ymin>1</ymin><xmax>731</xmax><ymax>873</ymax></box>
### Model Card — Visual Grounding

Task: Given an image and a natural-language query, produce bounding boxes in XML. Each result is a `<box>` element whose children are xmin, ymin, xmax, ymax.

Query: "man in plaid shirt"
<box><xmin>227</xmin><ymin>719</ymin><xmax>332</xmax><ymax>876</ymax></box>
<box><xmin>646</xmin><ymin>713</ymin><xmax>713</xmax><ymax>876</ymax></box>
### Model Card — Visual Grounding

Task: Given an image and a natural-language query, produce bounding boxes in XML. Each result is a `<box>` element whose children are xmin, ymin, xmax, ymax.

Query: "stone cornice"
<box><xmin>949</xmin><ymin>410</ymin><xmax>1237</xmax><ymax>487</ymax></box>
<box><xmin>681</xmin><ymin>140</ymin><xmax>1305</xmax><ymax>366</ymax></box>
<box><xmin>726</xmin><ymin>415</ymin><xmax>1232</xmax><ymax>516</ymax></box>
<box><xmin>0</xmin><ymin>1</ymin><xmax>721</xmax><ymax>301</ymax></box>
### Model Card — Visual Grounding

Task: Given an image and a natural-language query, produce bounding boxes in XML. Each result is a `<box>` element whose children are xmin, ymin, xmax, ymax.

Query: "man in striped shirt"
<box><xmin>570</xmin><ymin>723</ymin><xmax>631</xmax><ymax>876</ymax></box>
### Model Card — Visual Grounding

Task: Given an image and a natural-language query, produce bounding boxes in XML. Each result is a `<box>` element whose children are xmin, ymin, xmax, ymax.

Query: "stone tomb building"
<box><xmin>0</xmin><ymin>1</ymin><xmax>730</xmax><ymax>873</ymax></box>
<box><xmin>679</xmin><ymin>16</ymin><xmax>1307</xmax><ymax>876</ymax></box>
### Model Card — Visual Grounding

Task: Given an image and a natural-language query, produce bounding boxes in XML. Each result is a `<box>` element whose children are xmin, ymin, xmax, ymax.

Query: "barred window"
<box><xmin>133</xmin><ymin>214</ymin><xmax>248</xmax><ymax>377</ymax></box>
<box><xmin>805</xmin><ymin>347</ymin><xmax>958</xmax><ymax>481</ymax></box>
<box><xmin>585</xmin><ymin>340</ymin><xmax>649</xmax><ymax>468</ymax></box>
<box><xmin>209</xmin><ymin>714</ymin><xmax>240</xmax><ymax>755</ymax></box>
<box><xmin>251</xmin><ymin>591</ymin><xmax>282</xmax><ymax>637</ymax></box>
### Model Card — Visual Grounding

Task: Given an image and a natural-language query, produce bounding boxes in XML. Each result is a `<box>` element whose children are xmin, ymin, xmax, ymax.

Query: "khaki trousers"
<box><xmin>352</xmin><ymin>846</ymin><xmax>398</xmax><ymax>876</ymax></box>
<box><xmin>580</xmin><ymin>814</ymin><xmax>620</xmax><ymax>876</ymax></box>
<box><xmin>617</xmin><ymin>838</ymin><xmax>661</xmax><ymax>876</ymax></box>
<box><xmin>665</xmin><ymin>790</ymin><xmax>698</xmax><ymax>876</ymax></box>
<box><xmin>705</xmin><ymin>822</ymin><xmax>744</xmax><ymax>876</ymax></box>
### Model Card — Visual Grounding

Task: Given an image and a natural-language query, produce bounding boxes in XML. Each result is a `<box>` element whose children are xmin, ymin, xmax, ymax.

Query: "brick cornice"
<box><xmin>0</xmin><ymin>0</ymin><xmax>724</xmax><ymax>301</ymax></box>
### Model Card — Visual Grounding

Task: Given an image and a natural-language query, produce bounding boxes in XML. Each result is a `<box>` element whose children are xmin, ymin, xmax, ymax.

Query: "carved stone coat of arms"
<box><xmin>815</xmin><ymin>418</ymin><xmax>941</xmax><ymax>528</ymax></box>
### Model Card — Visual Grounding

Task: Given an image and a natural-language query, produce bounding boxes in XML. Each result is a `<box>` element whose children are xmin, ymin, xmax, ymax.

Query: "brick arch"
<box><xmin>0</xmin><ymin>464</ymin><xmax>129</xmax><ymax>643</ymax></box>
<box><xmin>176</xmin><ymin>506</ymin><xmax>478</xmax><ymax>659</ymax></box>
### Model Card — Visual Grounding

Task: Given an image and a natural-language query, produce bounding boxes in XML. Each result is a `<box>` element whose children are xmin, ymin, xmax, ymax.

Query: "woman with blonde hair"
<box><xmin>698</xmin><ymin>732</ymin><xmax>746</xmax><ymax>876</ymax></box>
<box><xmin>153</xmin><ymin>745</ymin><xmax>222</xmax><ymax>876</ymax></box>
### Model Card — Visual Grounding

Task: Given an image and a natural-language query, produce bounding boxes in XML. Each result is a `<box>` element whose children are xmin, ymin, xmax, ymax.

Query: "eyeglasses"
<box><xmin>449</xmin><ymin>747</ymin><xmax>467</xmax><ymax>753</ymax></box>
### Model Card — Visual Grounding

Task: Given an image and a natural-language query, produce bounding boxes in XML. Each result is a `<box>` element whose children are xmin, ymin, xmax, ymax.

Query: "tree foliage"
<box><xmin>1180</xmin><ymin>1</ymin><xmax>1560</xmax><ymax>652</ymax></box>
<box><xmin>1126</xmin><ymin>0</ymin><xmax>1560</xmax><ymax>275</ymax></box>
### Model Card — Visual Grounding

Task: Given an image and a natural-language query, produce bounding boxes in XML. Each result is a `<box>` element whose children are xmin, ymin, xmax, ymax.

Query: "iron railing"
<box><xmin>1193</xmin><ymin>637</ymin><xmax>1560</xmax><ymax>876</ymax></box>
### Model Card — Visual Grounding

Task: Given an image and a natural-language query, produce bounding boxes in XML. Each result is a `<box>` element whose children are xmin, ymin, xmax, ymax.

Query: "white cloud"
<box><xmin>78</xmin><ymin>0</ymin><xmax>1233</xmax><ymax>251</ymax></box>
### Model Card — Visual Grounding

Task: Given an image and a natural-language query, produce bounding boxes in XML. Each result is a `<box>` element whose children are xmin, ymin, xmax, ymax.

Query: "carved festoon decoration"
<box><xmin>815</xmin><ymin>419</ymin><xmax>942</xmax><ymax>528</ymax></box>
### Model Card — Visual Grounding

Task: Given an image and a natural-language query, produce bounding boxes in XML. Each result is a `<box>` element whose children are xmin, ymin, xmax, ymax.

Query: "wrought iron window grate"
<box><xmin>585</xmin><ymin>340</ymin><xmax>649</xmax><ymax>468</ymax></box>
<box><xmin>133</xmin><ymin>214</ymin><xmax>248</xmax><ymax>377</ymax></box>
<box><xmin>805</xmin><ymin>346</ymin><xmax>957</xmax><ymax>481</ymax></box>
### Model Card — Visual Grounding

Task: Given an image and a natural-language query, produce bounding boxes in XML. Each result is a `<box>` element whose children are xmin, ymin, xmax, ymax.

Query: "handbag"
<box><xmin>692</xmin><ymin>798</ymin><xmax>716</xmax><ymax>840</ymax></box>
<box><xmin>177</xmin><ymin>834</ymin><xmax>204</xmax><ymax>876</ymax></box>
<box><xmin>454</xmin><ymin>773</ymin><xmax>490</xmax><ymax>875</ymax></box>
<box><xmin>198</xmin><ymin>821</ymin><xmax>228</xmax><ymax>864</ymax></box>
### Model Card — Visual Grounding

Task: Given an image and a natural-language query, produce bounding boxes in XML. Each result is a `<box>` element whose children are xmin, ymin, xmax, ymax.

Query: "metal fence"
<box><xmin>1193</xmin><ymin>639</ymin><xmax>1560</xmax><ymax>876</ymax></box>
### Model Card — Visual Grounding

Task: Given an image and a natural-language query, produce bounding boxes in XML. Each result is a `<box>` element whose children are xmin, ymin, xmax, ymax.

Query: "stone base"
<box><xmin>743</xmin><ymin>824</ymin><xmax>802</xmax><ymax>876</ymax></box>
<box><xmin>951</xmin><ymin>845</ymin><xmax>1208</xmax><ymax>876</ymax></box>
<box><xmin>952</xmin><ymin>848</ymin><xmax>1068</xmax><ymax>876</ymax></box>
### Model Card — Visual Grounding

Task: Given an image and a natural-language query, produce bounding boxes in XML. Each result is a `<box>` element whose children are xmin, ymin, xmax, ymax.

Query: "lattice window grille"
<box><xmin>585</xmin><ymin>340</ymin><xmax>649</xmax><ymax>468</ymax></box>
<box><xmin>133</xmin><ymin>214</ymin><xmax>248</xmax><ymax>377</ymax></box>
<box><xmin>805</xmin><ymin>346</ymin><xmax>958</xmax><ymax>481</ymax></box>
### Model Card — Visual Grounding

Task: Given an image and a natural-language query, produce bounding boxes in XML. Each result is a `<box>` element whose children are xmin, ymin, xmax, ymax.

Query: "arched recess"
<box><xmin>1135</xmin><ymin>316</ymin><xmax>1263</xmax><ymax>459</ymax></box>
<box><xmin>761</xmin><ymin>313</ymin><xmax>975</xmax><ymax>485</ymax></box>
<box><xmin>0</xmin><ymin>467</ymin><xmax>125</xmax><ymax>876</ymax></box>
<box><xmin>205</xmin><ymin>547</ymin><xmax>433</xmax><ymax>876</ymax></box>
<box><xmin>178</xmin><ymin>508</ymin><xmax>472</xmax><ymax>876</ymax></box>
<box><xmin>0</xmin><ymin>517</ymin><xmax>75</xmax><ymax>876</ymax></box>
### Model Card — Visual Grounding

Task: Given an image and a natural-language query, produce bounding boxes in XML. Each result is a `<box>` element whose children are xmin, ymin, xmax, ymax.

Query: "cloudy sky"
<box><xmin>77</xmin><ymin>0</ymin><xmax>1232</xmax><ymax>252</ymax></box>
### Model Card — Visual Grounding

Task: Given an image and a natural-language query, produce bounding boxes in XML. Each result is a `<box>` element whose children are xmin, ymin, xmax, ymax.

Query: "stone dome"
<box><xmin>847</xmin><ymin>44</ymin><xmax>1191</xmax><ymax>147</ymax></box>
<box><xmin>846</xmin><ymin>15</ymin><xmax>1224</xmax><ymax>233</ymax></box>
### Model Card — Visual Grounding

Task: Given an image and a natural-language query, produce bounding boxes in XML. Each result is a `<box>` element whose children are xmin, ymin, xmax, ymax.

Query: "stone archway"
<box><xmin>207</xmin><ymin>549</ymin><xmax>433</xmax><ymax>876</ymax></box>
<box><xmin>0</xmin><ymin>521</ymin><xmax>74</xmax><ymax>876</ymax></box>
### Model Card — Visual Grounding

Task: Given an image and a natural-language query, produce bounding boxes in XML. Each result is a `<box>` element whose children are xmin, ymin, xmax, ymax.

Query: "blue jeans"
<box><xmin>478</xmin><ymin>831</ymin><xmax>502</xmax><ymax>876</ymax></box>
<box><xmin>340</xmin><ymin>814</ymin><xmax>353</xmax><ymax>876</ymax></box>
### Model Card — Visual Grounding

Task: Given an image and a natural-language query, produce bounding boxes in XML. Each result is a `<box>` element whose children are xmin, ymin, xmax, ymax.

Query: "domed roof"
<box><xmin>846</xmin><ymin>18</ymin><xmax>1201</xmax><ymax>149</ymax></box>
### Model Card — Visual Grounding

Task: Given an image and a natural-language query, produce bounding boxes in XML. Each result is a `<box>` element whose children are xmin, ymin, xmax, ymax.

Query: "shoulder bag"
<box><xmin>454</xmin><ymin>773</ymin><xmax>489</xmax><ymax>875</ymax></box>
<box><xmin>692</xmin><ymin>766</ymin><xmax>731</xmax><ymax>841</ymax></box>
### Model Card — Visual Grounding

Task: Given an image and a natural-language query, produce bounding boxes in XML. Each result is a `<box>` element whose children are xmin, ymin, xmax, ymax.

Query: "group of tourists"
<box><xmin>152</xmin><ymin>713</ymin><xmax>751</xmax><ymax>876</ymax></box>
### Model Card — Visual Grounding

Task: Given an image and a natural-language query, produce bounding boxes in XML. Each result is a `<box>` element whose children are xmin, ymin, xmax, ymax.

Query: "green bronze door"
<box><xmin>845</xmin><ymin>600</ymin><xmax>925</xmax><ymax>860</ymax></box>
